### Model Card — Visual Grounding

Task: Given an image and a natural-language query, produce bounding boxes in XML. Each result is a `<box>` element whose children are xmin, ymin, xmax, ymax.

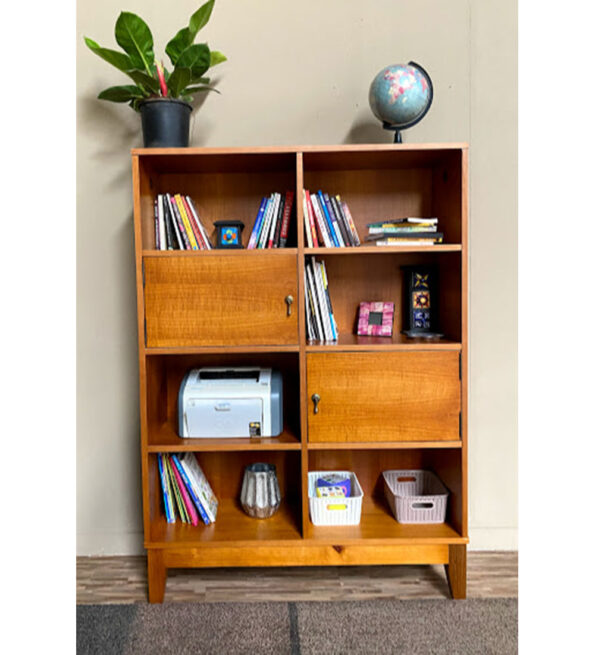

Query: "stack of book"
<box><xmin>247</xmin><ymin>191</ymin><xmax>294</xmax><ymax>249</ymax></box>
<box><xmin>303</xmin><ymin>189</ymin><xmax>361</xmax><ymax>248</ymax></box>
<box><xmin>154</xmin><ymin>193</ymin><xmax>212</xmax><ymax>250</ymax></box>
<box><xmin>157</xmin><ymin>452</ymin><xmax>218</xmax><ymax>526</ymax></box>
<box><xmin>305</xmin><ymin>257</ymin><xmax>338</xmax><ymax>342</ymax></box>
<box><xmin>364</xmin><ymin>217</ymin><xmax>443</xmax><ymax>246</ymax></box>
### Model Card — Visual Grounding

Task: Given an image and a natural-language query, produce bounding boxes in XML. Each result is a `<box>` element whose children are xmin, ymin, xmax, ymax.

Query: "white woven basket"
<box><xmin>383</xmin><ymin>470</ymin><xmax>448</xmax><ymax>524</ymax></box>
<box><xmin>308</xmin><ymin>471</ymin><xmax>363</xmax><ymax>526</ymax></box>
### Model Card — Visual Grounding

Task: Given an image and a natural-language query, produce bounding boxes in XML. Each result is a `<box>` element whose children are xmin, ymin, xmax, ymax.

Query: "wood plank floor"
<box><xmin>77</xmin><ymin>551</ymin><xmax>517</xmax><ymax>604</ymax></box>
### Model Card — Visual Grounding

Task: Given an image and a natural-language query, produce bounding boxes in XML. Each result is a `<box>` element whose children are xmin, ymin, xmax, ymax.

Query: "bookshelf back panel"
<box><xmin>149</xmin><ymin>450</ymin><xmax>301</xmax><ymax>506</ymax></box>
<box><xmin>315</xmin><ymin>252</ymin><xmax>462</xmax><ymax>341</ymax></box>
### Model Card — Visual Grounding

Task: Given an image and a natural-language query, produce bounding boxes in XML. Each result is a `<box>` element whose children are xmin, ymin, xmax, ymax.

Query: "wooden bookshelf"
<box><xmin>132</xmin><ymin>143</ymin><xmax>469</xmax><ymax>602</ymax></box>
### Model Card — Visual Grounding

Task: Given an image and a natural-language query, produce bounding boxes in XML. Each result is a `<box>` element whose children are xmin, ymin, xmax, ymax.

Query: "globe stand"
<box><xmin>382</xmin><ymin>122</ymin><xmax>404</xmax><ymax>143</ymax></box>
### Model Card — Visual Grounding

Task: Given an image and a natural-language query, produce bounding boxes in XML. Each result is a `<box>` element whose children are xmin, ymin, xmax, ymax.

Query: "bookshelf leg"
<box><xmin>445</xmin><ymin>544</ymin><xmax>467</xmax><ymax>599</ymax></box>
<box><xmin>147</xmin><ymin>550</ymin><xmax>166</xmax><ymax>603</ymax></box>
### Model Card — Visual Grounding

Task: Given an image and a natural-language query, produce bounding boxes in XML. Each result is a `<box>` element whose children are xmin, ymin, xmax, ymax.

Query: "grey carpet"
<box><xmin>77</xmin><ymin>598</ymin><xmax>517</xmax><ymax>655</ymax></box>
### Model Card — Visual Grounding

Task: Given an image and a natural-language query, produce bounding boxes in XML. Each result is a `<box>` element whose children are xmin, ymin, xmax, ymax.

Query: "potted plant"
<box><xmin>84</xmin><ymin>0</ymin><xmax>226</xmax><ymax>147</ymax></box>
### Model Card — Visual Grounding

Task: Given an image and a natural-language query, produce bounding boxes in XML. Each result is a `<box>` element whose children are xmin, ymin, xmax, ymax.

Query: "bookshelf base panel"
<box><xmin>146</xmin><ymin>543</ymin><xmax>468</xmax><ymax>603</ymax></box>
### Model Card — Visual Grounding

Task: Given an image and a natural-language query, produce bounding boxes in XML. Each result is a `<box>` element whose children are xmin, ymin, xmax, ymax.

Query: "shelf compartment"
<box><xmin>307</xmin><ymin>448</ymin><xmax>465</xmax><ymax>540</ymax></box>
<box><xmin>145</xmin><ymin>352</ymin><xmax>301</xmax><ymax>446</ymax></box>
<box><xmin>302</xmin><ymin>148</ymin><xmax>464</xmax><ymax>245</ymax></box>
<box><xmin>143</xmin><ymin>248</ymin><xmax>299</xmax><ymax>258</ymax></box>
<box><xmin>308</xmin><ymin>251</ymin><xmax>462</xmax><ymax>343</ymax></box>
<box><xmin>135</xmin><ymin>151</ymin><xmax>299</xmax><ymax>250</ymax></box>
<box><xmin>148</xmin><ymin>450</ymin><xmax>302</xmax><ymax>545</ymax></box>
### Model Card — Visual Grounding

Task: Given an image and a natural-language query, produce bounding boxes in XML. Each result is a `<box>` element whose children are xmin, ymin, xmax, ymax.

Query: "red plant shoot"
<box><xmin>156</xmin><ymin>62</ymin><xmax>168</xmax><ymax>97</ymax></box>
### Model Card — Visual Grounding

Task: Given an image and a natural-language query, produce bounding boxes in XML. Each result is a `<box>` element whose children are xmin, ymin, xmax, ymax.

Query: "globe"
<box><xmin>368</xmin><ymin>61</ymin><xmax>433</xmax><ymax>142</ymax></box>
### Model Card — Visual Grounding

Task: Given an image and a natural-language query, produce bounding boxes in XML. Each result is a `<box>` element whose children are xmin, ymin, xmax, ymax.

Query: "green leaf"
<box><xmin>176</xmin><ymin>43</ymin><xmax>211</xmax><ymax>78</ymax></box>
<box><xmin>188</xmin><ymin>0</ymin><xmax>215</xmax><ymax>36</ymax></box>
<box><xmin>165</xmin><ymin>28</ymin><xmax>192</xmax><ymax>66</ymax></box>
<box><xmin>209</xmin><ymin>50</ymin><xmax>227</xmax><ymax>67</ymax></box>
<box><xmin>98</xmin><ymin>85</ymin><xmax>146</xmax><ymax>103</ymax></box>
<box><xmin>182</xmin><ymin>85</ymin><xmax>220</xmax><ymax>95</ymax></box>
<box><xmin>191</xmin><ymin>76</ymin><xmax>210</xmax><ymax>85</ymax></box>
<box><xmin>165</xmin><ymin>0</ymin><xmax>215</xmax><ymax>66</ymax></box>
<box><xmin>127</xmin><ymin>70</ymin><xmax>160</xmax><ymax>94</ymax></box>
<box><xmin>84</xmin><ymin>37</ymin><xmax>135</xmax><ymax>73</ymax></box>
<box><xmin>167</xmin><ymin>67</ymin><xmax>192</xmax><ymax>98</ymax></box>
<box><xmin>115</xmin><ymin>12</ymin><xmax>154</xmax><ymax>74</ymax></box>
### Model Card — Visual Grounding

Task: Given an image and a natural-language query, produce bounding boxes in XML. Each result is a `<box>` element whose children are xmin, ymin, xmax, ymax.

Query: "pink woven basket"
<box><xmin>383</xmin><ymin>470</ymin><xmax>449</xmax><ymax>524</ymax></box>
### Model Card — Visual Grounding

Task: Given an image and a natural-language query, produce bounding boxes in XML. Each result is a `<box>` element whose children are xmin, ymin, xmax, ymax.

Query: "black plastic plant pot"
<box><xmin>139</xmin><ymin>98</ymin><xmax>192</xmax><ymax>147</ymax></box>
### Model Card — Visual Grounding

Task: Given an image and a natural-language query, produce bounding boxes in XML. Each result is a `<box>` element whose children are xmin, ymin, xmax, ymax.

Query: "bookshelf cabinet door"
<box><xmin>143</xmin><ymin>254</ymin><xmax>299</xmax><ymax>347</ymax></box>
<box><xmin>306</xmin><ymin>352</ymin><xmax>461</xmax><ymax>442</ymax></box>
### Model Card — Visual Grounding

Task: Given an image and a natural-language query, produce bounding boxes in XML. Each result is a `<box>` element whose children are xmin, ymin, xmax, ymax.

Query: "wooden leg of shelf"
<box><xmin>147</xmin><ymin>550</ymin><xmax>166</xmax><ymax>603</ymax></box>
<box><xmin>445</xmin><ymin>544</ymin><xmax>467</xmax><ymax>599</ymax></box>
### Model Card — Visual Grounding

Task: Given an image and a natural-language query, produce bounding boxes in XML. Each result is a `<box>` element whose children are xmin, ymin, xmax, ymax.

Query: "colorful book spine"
<box><xmin>171</xmin><ymin>454</ymin><xmax>210</xmax><ymax>525</ymax></box>
<box><xmin>174</xmin><ymin>194</ymin><xmax>199</xmax><ymax>250</ymax></box>
<box><xmin>302</xmin><ymin>191</ymin><xmax>313</xmax><ymax>247</ymax></box>
<box><xmin>304</xmin><ymin>190</ymin><xmax>319</xmax><ymax>247</ymax></box>
<box><xmin>158</xmin><ymin>454</ymin><xmax>175</xmax><ymax>523</ymax></box>
<box><xmin>180</xmin><ymin>453</ymin><xmax>218</xmax><ymax>523</ymax></box>
<box><xmin>328</xmin><ymin>194</ymin><xmax>351</xmax><ymax>246</ymax></box>
<box><xmin>368</xmin><ymin>226</ymin><xmax>438</xmax><ymax>234</ymax></box>
<box><xmin>322</xmin><ymin>192</ymin><xmax>345</xmax><ymax>246</ymax></box>
<box><xmin>258</xmin><ymin>194</ymin><xmax>276</xmax><ymax>248</ymax></box>
<box><xmin>337</xmin><ymin>197</ymin><xmax>361</xmax><ymax>246</ymax></box>
<box><xmin>167</xmin><ymin>193</ymin><xmax>191</xmax><ymax>249</ymax></box>
<box><xmin>247</xmin><ymin>197</ymin><xmax>268</xmax><ymax>249</ymax></box>
<box><xmin>317</xmin><ymin>191</ymin><xmax>341</xmax><ymax>246</ymax></box>
<box><xmin>165</xmin><ymin>455</ymin><xmax>188</xmax><ymax>522</ymax></box>
<box><xmin>185</xmin><ymin>196</ymin><xmax>212</xmax><ymax>249</ymax></box>
<box><xmin>320</xmin><ymin>259</ymin><xmax>338</xmax><ymax>339</ymax></box>
<box><xmin>310</xmin><ymin>193</ymin><xmax>332</xmax><ymax>247</ymax></box>
<box><xmin>267</xmin><ymin>194</ymin><xmax>282</xmax><ymax>249</ymax></box>
<box><xmin>271</xmin><ymin>194</ymin><xmax>285</xmax><ymax>248</ymax></box>
<box><xmin>169</xmin><ymin>457</ymin><xmax>199</xmax><ymax>526</ymax></box>
<box><xmin>278</xmin><ymin>190</ymin><xmax>294</xmax><ymax>247</ymax></box>
<box><xmin>330</xmin><ymin>195</ymin><xmax>353</xmax><ymax>246</ymax></box>
<box><xmin>154</xmin><ymin>198</ymin><xmax>161</xmax><ymax>250</ymax></box>
<box><xmin>180</xmin><ymin>195</ymin><xmax>205</xmax><ymax>249</ymax></box>
<box><xmin>305</xmin><ymin>265</ymin><xmax>324</xmax><ymax>340</ymax></box>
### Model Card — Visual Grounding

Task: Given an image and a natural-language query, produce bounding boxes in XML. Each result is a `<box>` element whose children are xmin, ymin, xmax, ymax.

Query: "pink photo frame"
<box><xmin>357</xmin><ymin>301</ymin><xmax>395</xmax><ymax>337</ymax></box>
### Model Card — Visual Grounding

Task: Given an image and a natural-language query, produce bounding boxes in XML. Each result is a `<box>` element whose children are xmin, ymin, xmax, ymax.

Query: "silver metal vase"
<box><xmin>240</xmin><ymin>463</ymin><xmax>281</xmax><ymax>519</ymax></box>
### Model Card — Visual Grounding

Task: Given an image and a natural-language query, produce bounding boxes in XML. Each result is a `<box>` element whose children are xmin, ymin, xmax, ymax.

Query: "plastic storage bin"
<box><xmin>308</xmin><ymin>471</ymin><xmax>364</xmax><ymax>526</ymax></box>
<box><xmin>383</xmin><ymin>470</ymin><xmax>449</xmax><ymax>524</ymax></box>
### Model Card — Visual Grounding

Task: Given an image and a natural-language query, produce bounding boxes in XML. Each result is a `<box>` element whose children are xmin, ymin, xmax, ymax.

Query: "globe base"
<box><xmin>382</xmin><ymin>122</ymin><xmax>403</xmax><ymax>143</ymax></box>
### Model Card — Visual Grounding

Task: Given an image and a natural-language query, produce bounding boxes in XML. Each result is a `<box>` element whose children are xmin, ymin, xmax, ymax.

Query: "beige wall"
<box><xmin>77</xmin><ymin>0</ymin><xmax>517</xmax><ymax>554</ymax></box>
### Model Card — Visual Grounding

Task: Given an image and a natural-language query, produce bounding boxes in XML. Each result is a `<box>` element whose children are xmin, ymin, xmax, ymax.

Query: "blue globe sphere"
<box><xmin>369</xmin><ymin>62</ymin><xmax>433</xmax><ymax>131</ymax></box>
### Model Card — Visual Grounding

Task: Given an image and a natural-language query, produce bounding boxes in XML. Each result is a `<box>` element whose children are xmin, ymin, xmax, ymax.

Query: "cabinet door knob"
<box><xmin>311</xmin><ymin>393</ymin><xmax>321</xmax><ymax>414</ymax></box>
<box><xmin>285</xmin><ymin>294</ymin><xmax>294</xmax><ymax>316</ymax></box>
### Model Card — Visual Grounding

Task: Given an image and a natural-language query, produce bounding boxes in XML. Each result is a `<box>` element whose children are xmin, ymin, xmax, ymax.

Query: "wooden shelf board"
<box><xmin>148</xmin><ymin>424</ymin><xmax>301</xmax><ymax>452</ymax></box>
<box><xmin>304</xmin><ymin>245</ymin><xmax>462</xmax><ymax>255</ymax></box>
<box><xmin>306</xmin><ymin>333</ymin><xmax>462</xmax><ymax>352</ymax></box>
<box><xmin>307</xmin><ymin>440</ymin><xmax>462</xmax><ymax>450</ymax></box>
<box><xmin>305</xmin><ymin>497</ymin><xmax>466</xmax><ymax>545</ymax></box>
<box><xmin>148</xmin><ymin>498</ymin><xmax>302</xmax><ymax>547</ymax></box>
<box><xmin>145</xmin><ymin>344</ymin><xmax>300</xmax><ymax>355</ymax></box>
<box><xmin>142</xmin><ymin>248</ymin><xmax>298</xmax><ymax>258</ymax></box>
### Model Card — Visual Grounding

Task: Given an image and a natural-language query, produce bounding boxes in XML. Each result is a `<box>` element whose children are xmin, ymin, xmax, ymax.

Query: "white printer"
<box><xmin>178</xmin><ymin>368</ymin><xmax>283</xmax><ymax>438</ymax></box>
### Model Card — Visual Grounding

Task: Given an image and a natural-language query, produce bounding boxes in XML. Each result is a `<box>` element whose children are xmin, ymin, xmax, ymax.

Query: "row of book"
<box><xmin>364</xmin><ymin>217</ymin><xmax>443</xmax><ymax>246</ymax></box>
<box><xmin>157</xmin><ymin>452</ymin><xmax>218</xmax><ymax>525</ymax></box>
<box><xmin>303</xmin><ymin>190</ymin><xmax>361</xmax><ymax>248</ymax></box>
<box><xmin>247</xmin><ymin>191</ymin><xmax>295</xmax><ymax>249</ymax></box>
<box><xmin>305</xmin><ymin>257</ymin><xmax>338</xmax><ymax>342</ymax></box>
<box><xmin>154</xmin><ymin>193</ymin><xmax>213</xmax><ymax>250</ymax></box>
